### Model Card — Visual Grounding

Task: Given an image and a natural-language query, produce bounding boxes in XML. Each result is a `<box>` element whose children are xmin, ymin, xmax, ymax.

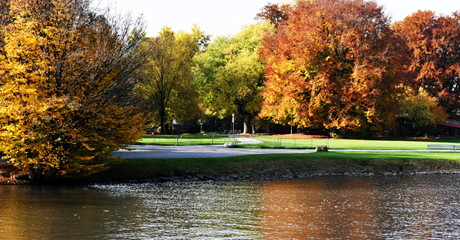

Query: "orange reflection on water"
<box><xmin>259</xmin><ymin>178</ymin><xmax>378</xmax><ymax>239</ymax></box>
<box><xmin>0</xmin><ymin>186</ymin><xmax>105</xmax><ymax>239</ymax></box>
<box><xmin>0</xmin><ymin>186</ymin><xmax>51</xmax><ymax>239</ymax></box>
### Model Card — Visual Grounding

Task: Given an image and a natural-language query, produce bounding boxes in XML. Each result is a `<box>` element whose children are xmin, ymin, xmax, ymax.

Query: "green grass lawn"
<box><xmin>139</xmin><ymin>135</ymin><xmax>230</xmax><ymax>146</ymax></box>
<box><xmin>249</xmin><ymin>137</ymin><xmax>460</xmax><ymax>150</ymax></box>
<box><xmin>138</xmin><ymin>134</ymin><xmax>460</xmax><ymax>150</ymax></box>
<box><xmin>88</xmin><ymin>135</ymin><xmax>460</xmax><ymax>183</ymax></box>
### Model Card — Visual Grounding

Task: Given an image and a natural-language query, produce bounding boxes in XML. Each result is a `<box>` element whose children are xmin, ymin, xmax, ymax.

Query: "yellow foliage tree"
<box><xmin>0</xmin><ymin>0</ymin><xmax>147</xmax><ymax>181</ymax></box>
<box><xmin>396</xmin><ymin>88</ymin><xmax>447</xmax><ymax>136</ymax></box>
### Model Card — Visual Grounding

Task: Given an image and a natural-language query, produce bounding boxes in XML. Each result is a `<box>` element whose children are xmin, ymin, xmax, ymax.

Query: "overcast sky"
<box><xmin>96</xmin><ymin>0</ymin><xmax>459</xmax><ymax>38</ymax></box>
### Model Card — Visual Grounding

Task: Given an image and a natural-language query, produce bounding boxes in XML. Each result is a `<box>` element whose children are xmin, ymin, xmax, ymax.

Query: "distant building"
<box><xmin>438</xmin><ymin>119</ymin><xmax>460</xmax><ymax>137</ymax></box>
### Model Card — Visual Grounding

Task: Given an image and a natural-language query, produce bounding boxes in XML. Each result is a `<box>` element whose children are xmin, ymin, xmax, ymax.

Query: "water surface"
<box><xmin>1</xmin><ymin>175</ymin><xmax>459</xmax><ymax>239</ymax></box>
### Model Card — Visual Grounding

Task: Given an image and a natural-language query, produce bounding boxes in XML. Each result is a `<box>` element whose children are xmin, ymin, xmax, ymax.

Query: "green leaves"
<box><xmin>194</xmin><ymin>22</ymin><xmax>273</xmax><ymax>133</ymax></box>
<box><xmin>136</xmin><ymin>27</ymin><xmax>207</xmax><ymax>133</ymax></box>
<box><xmin>396</xmin><ymin>88</ymin><xmax>447</xmax><ymax>136</ymax></box>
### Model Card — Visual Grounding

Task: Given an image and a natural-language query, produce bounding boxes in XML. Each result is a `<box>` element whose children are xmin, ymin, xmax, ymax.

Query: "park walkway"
<box><xmin>112</xmin><ymin>136</ymin><xmax>318</xmax><ymax>159</ymax></box>
<box><xmin>112</xmin><ymin>136</ymin><xmax>454</xmax><ymax>159</ymax></box>
<box><xmin>112</xmin><ymin>146</ymin><xmax>440</xmax><ymax>159</ymax></box>
<box><xmin>112</xmin><ymin>144</ymin><xmax>313</xmax><ymax>159</ymax></box>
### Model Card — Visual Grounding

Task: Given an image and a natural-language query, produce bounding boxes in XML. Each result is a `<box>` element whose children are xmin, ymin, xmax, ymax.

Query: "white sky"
<box><xmin>95</xmin><ymin>0</ymin><xmax>460</xmax><ymax>38</ymax></box>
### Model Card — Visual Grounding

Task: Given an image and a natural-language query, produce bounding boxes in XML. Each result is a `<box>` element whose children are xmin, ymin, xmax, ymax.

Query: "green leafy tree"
<box><xmin>194</xmin><ymin>22</ymin><xmax>274</xmax><ymax>133</ymax></box>
<box><xmin>136</xmin><ymin>27</ymin><xmax>208</xmax><ymax>134</ymax></box>
<box><xmin>0</xmin><ymin>0</ymin><xmax>147</xmax><ymax>181</ymax></box>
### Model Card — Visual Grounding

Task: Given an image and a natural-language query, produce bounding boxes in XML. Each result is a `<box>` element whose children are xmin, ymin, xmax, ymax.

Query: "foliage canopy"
<box><xmin>194</xmin><ymin>22</ymin><xmax>274</xmax><ymax>133</ymax></box>
<box><xmin>393</xmin><ymin>10</ymin><xmax>460</xmax><ymax>118</ymax></box>
<box><xmin>136</xmin><ymin>27</ymin><xmax>208</xmax><ymax>134</ymax></box>
<box><xmin>0</xmin><ymin>0</ymin><xmax>146</xmax><ymax>180</ymax></box>
<box><xmin>259</xmin><ymin>0</ymin><xmax>408</xmax><ymax>136</ymax></box>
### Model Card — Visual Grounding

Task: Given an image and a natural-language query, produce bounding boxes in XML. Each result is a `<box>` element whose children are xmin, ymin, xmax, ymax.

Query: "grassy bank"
<box><xmin>242</xmin><ymin>137</ymin><xmax>460</xmax><ymax>150</ymax></box>
<box><xmin>91</xmin><ymin>151</ymin><xmax>460</xmax><ymax>182</ymax></box>
<box><xmin>138</xmin><ymin>135</ymin><xmax>460</xmax><ymax>150</ymax></box>
<box><xmin>139</xmin><ymin>135</ymin><xmax>229</xmax><ymax>146</ymax></box>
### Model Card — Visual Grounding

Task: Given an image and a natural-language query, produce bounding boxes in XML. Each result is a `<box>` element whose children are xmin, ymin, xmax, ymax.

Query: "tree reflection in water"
<box><xmin>259</xmin><ymin>176</ymin><xmax>460</xmax><ymax>239</ymax></box>
<box><xmin>1</xmin><ymin>175</ymin><xmax>459</xmax><ymax>239</ymax></box>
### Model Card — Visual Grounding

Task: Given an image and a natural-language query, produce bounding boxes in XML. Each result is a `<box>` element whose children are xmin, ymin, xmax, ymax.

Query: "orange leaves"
<box><xmin>394</xmin><ymin>10</ymin><xmax>460</xmax><ymax>116</ymax></box>
<box><xmin>260</xmin><ymin>0</ymin><xmax>405</xmax><ymax>134</ymax></box>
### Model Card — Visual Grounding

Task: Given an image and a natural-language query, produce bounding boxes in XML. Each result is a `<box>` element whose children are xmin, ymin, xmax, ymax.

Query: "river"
<box><xmin>1</xmin><ymin>175</ymin><xmax>459</xmax><ymax>239</ymax></box>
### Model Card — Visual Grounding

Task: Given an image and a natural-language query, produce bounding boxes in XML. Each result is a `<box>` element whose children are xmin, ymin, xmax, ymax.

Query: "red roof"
<box><xmin>439</xmin><ymin>123</ymin><xmax>460</xmax><ymax>128</ymax></box>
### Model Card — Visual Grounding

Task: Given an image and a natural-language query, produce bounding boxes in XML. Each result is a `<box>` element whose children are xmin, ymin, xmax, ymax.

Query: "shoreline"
<box><xmin>2</xmin><ymin>151</ymin><xmax>460</xmax><ymax>185</ymax></box>
<box><xmin>89</xmin><ymin>170</ymin><xmax>460</xmax><ymax>185</ymax></box>
<box><xmin>3</xmin><ymin>166</ymin><xmax>460</xmax><ymax>185</ymax></box>
<box><xmin>87</xmin><ymin>152</ymin><xmax>460</xmax><ymax>184</ymax></box>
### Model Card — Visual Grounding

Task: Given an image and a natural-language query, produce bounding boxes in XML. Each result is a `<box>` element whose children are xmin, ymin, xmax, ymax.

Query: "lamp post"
<box><xmin>232</xmin><ymin>114</ymin><xmax>235</xmax><ymax>134</ymax></box>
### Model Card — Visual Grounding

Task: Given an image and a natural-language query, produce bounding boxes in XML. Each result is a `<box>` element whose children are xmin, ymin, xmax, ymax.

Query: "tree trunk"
<box><xmin>243</xmin><ymin>115</ymin><xmax>253</xmax><ymax>134</ymax></box>
<box><xmin>28</xmin><ymin>165</ymin><xmax>58</xmax><ymax>182</ymax></box>
<box><xmin>29</xmin><ymin>166</ymin><xmax>44</xmax><ymax>182</ymax></box>
<box><xmin>159</xmin><ymin>107</ymin><xmax>168</xmax><ymax>134</ymax></box>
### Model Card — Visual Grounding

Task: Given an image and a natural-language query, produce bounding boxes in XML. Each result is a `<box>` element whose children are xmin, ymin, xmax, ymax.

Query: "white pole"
<box><xmin>232</xmin><ymin>114</ymin><xmax>235</xmax><ymax>134</ymax></box>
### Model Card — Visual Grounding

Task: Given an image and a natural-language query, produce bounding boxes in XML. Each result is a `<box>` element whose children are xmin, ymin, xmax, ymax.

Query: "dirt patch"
<box><xmin>0</xmin><ymin>162</ymin><xmax>28</xmax><ymax>184</ymax></box>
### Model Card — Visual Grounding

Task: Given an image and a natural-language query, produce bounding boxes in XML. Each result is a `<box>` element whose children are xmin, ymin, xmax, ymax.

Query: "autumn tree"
<box><xmin>0</xmin><ymin>0</ymin><xmax>147</xmax><ymax>181</ymax></box>
<box><xmin>255</xmin><ymin>3</ymin><xmax>290</xmax><ymax>28</ymax></box>
<box><xmin>136</xmin><ymin>27</ymin><xmax>208</xmax><ymax>134</ymax></box>
<box><xmin>260</xmin><ymin>0</ymin><xmax>407</xmax><ymax>137</ymax></box>
<box><xmin>194</xmin><ymin>22</ymin><xmax>274</xmax><ymax>134</ymax></box>
<box><xmin>396</xmin><ymin>88</ymin><xmax>447</xmax><ymax>136</ymax></box>
<box><xmin>393</xmin><ymin>11</ymin><xmax>460</xmax><ymax>118</ymax></box>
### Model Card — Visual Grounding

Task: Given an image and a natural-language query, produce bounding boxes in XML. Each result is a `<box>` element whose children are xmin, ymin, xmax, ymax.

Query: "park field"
<box><xmin>252</xmin><ymin>136</ymin><xmax>460</xmax><ymax>150</ymax></box>
<box><xmin>85</xmin><ymin>135</ymin><xmax>460</xmax><ymax>183</ymax></box>
<box><xmin>139</xmin><ymin>135</ymin><xmax>229</xmax><ymax>146</ymax></box>
<box><xmin>138</xmin><ymin>134</ymin><xmax>460</xmax><ymax>150</ymax></box>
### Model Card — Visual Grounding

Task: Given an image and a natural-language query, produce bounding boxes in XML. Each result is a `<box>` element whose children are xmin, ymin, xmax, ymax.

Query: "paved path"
<box><xmin>112</xmin><ymin>146</ymin><xmax>447</xmax><ymax>159</ymax></box>
<box><xmin>112</xmin><ymin>137</ymin><xmax>451</xmax><ymax>159</ymax></box>
<box><xmin>112</xmin><ymin>145</ymin><xmax>314</xmax><ymax>159</ymax></box>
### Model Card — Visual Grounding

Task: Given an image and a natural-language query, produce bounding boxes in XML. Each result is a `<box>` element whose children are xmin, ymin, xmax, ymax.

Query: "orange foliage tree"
<box><xmin>0</xmin><ymin>0</ymin><xmax>147</xmax><ymax>180</ymax></box>
<box><xmin>393</xmin><ymin>11</ymin><xmax>460</xmax><ymax>118</ymax></box>
<box><xmin>260</xmin><ymin>0</ymin><xmax>407</xmax><ymax>137</ymax></box>
<box><xmin>255</xmin><ymin>3</ymin><xmax>290</xmax><ymax>29</ymax></box>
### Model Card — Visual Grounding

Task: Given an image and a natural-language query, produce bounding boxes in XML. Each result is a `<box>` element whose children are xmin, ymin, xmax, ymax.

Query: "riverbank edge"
<box><xmin>2</xmin><ymin>152</ymin><xmax>460</xmax><ymax>185</ymax></box>
<box><xmin>86</xmin><ymin>153</ymin><xmax>460</xmax><ymax>184</ymax></box>
<box><xmin>91</xmin><ymin>169</ymin><xmax>460</xmax><ymax>185</ymax></box>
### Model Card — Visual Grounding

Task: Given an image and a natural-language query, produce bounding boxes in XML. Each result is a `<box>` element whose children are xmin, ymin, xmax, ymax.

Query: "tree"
<box><xmin>396</xmin><ymin>88</ymin><xmax>447</xmax><ymax>137</ymax></box>
<box><xmin>259</xmin><ymin>0</ymin><xmax>407</xmax><ymax>137</ymax></box>
<box><xmin>255</xmin><ymin>3</ymin><xmax>290</xmax><ymax>28</ymax></box>
<box><xmin>0</xmin><ymin>0</ymin><xmax>147</xmax><ymax>181</ymax></box>
<box><xmin>136</xmin><ymin>27</ymin><xmax>208</xmax><ymax>134</ymax></box>
<box><xmin>393</xmin><ymin>11</ymin><xmax>460</xmax><ymax>118</ymax></box>
<box><xmin>194</xmin><ymin>22</ymin><xmax>274</xmax><ymax>134</ymax></box>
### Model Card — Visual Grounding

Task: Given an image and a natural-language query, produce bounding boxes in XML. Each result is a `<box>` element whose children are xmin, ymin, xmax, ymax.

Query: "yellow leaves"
<box><xmin>81</xmin><ymin>143</ymin><xmax>95</xmax><ymax>151</ymax></box>
<box><xmin>76</xmin><ymin>156</ymin><xmax>95</xmax><ymax>161</ymax></box>
<box><xmin>274</xmin><ymin>59</ymin><xmax>296</xmax><ymax>75</ymax></box>
<box><xmin>0</xmin><ymin>0</ymin><xmax>147</xmax><ymax>180</ymax></box>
